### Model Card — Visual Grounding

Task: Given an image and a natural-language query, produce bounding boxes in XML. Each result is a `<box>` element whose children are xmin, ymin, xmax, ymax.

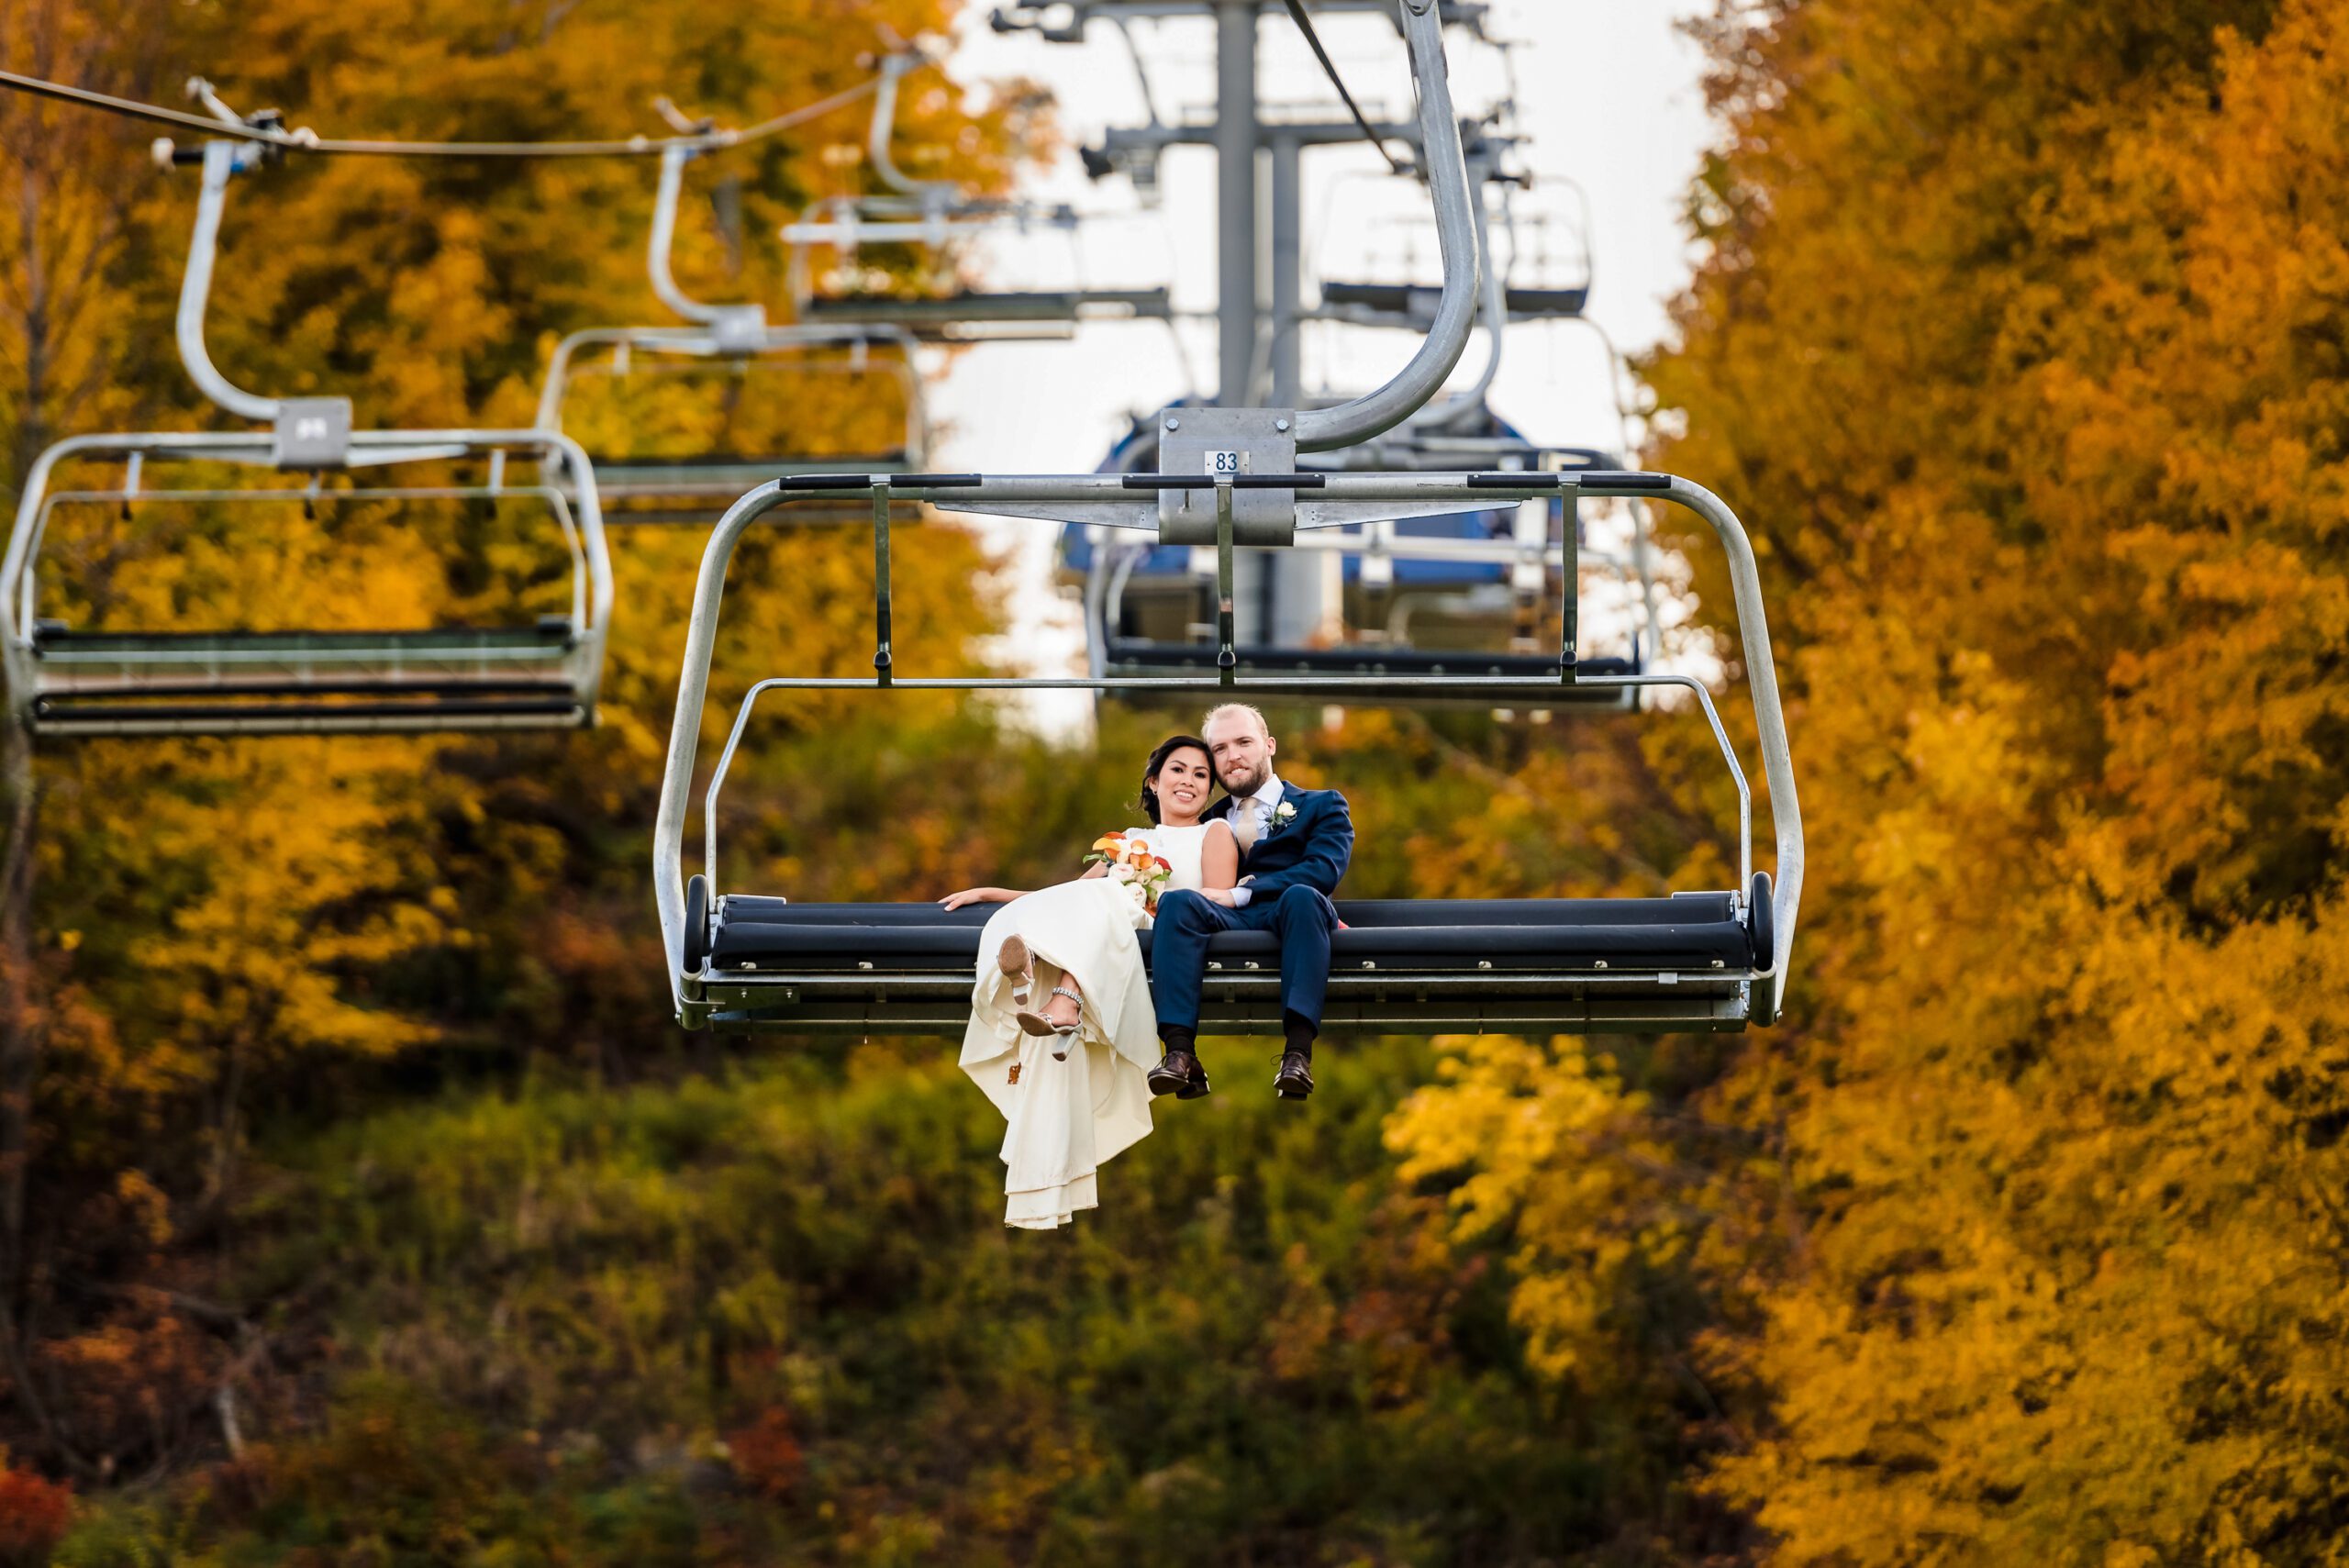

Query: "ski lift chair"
<box><xmin>0</xmin><ymin>139</ymin><xmax>612</xmax><ymax>738</ymax></box>
<box><xmin>783</xmin><ymin>195</ymin><xmax>1173</xmax><ymax>343</ymax></box>
<box><xmin>655</xmin><ymin>0</ymin><xmax>1796</xmax><ymax>1040</ymax></box>
<box><xmin>651</xmin><ymin>467</ymin><xmax>1799</xmax><ymax>1039</ymax></box>
<box><xmin>1074</xmin><ymin>150</ymin><xmax>1643</xmax><ymax>703</ymax></box>
<box><xmin>781</xmin><ymin>50</ymin><xmax>1173</xmax><ymax>342</ymax></box>
<box><xmin>535</xmin><ymin>143</ymin><xmax>934</xmax><ymax>526</ymax></box>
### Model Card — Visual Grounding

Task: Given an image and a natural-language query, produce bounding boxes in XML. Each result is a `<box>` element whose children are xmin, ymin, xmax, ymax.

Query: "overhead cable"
<box><xmin>1280</xmin><ymin>0</ymin><xmax>1413</xmax><ymax>176</ymax></box>
<box><xmin>0</xmin><ymin>67</ymin><xmax>881</xmax><ymax>158</ymax></box>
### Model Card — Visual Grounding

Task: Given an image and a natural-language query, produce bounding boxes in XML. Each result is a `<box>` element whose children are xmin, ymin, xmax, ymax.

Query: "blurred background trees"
<box><xmin>1397</xmin><ymin>0</ymin><xmax>2349</xmax><ymax>1562</ymax></box>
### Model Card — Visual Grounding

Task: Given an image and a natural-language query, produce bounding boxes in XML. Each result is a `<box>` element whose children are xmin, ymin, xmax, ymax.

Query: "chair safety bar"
<box><xmin>652</xmin><ymin>470</ymin><xmax>1803</xmax><ymax>1029</ymax></box>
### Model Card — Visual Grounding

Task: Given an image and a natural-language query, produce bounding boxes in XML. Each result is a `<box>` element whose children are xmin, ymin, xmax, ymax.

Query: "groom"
<box><xmin>1147</xmin><ymin>703</ymin><xmax>1353</xmax><ymax>1103</ymax></box>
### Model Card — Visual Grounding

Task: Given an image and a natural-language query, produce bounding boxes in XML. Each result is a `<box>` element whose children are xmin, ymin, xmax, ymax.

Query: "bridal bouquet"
<box><xmin>1086</xmin><ymin>831</ymin><xmax>1175</xmax><ymax>915</ymax></box>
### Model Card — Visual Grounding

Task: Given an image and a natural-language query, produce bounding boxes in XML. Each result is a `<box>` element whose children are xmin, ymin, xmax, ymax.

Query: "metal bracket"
<box><xmin>1155</xmin><ymin>406</ymin><xmax>1297</xmax><ymax>545</ymax></box>
<box><xmin>272</xmin><ymin>397</ymin><xmax>352</xmax><ymax>469</ymax></box>
<box><xmin>709</xmin><ymin>306</ymin><xmax>770</xmax><ymax>356</ymax></box>
<box><xmin>872</xmin><ymin>483</ymin><xmax>894</xmax><ymax>684</ymax></box>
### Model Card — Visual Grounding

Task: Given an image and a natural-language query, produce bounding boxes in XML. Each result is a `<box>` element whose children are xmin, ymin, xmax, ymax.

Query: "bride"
<box><xmin>941</xmin><ymin>736</ymin><xmax>1239</xmax><ymax>1229</ymax></box>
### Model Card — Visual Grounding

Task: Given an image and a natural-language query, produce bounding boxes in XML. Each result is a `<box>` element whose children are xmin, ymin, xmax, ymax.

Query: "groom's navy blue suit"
<box><xmin>1152</xmin><ymin>784</ymin><xmax>1353</xmax><ymax>1033</ymax></box>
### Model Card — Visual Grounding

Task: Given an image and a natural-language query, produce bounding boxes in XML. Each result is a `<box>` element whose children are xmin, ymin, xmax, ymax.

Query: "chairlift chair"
<box><xmin>536</xmin><ymin>142</ymin><xmax>934</xmax><ymax>526</ymax></box>
<box><xmin>1314</xmin><ymin>178</ymin><xmax>1595</xmax><ymax>328</ymax></box>
<box><xmin>652</xmin><ymin>467</ymin><xmax>1798</xmax><ymax>1040</ymax></box>
<box><xmin>0</xmin><ymin>139</ymin><xmax>612</xmax><ymax>738</ymax></box>
<box><xmin>781</xmin><ymin>49</ymin><xmax>1175</xmax><ymax>343</ymax></box>
<box><xmin>649</xmin><ymin>2</ymin><xmax>1794</xmax><ymax>1040</ymax></box>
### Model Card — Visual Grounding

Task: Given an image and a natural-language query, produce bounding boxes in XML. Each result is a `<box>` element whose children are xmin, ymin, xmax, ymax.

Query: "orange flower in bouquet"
<box><xmin>1085</xmin><ymin>830</ymin><xmax>1175</xmax><ymax>914</ymax></box>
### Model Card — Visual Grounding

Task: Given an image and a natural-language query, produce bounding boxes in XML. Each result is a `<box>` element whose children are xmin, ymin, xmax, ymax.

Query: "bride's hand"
<box><xmin>940</xmin><ymin>888</ymin><xmax>1000</xmax><ymax>911</ymax></box>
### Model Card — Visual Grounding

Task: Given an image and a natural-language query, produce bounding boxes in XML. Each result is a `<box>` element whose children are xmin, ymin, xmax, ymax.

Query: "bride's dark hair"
<box><xmin>1139</xmin><ymin>735</ymin><xmax>1212</xmax><ymax>825</ymax></box>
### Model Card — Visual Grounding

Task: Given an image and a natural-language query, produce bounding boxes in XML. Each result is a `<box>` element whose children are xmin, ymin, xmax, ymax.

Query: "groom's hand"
<box><xmin>1195</xmin><ymin>888</ymin><xmax>1241</xmax><ymax>907</ymax></box>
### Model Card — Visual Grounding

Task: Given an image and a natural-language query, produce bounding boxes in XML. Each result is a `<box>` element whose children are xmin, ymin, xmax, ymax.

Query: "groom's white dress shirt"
<box><xmin>1227</xmin><ymin>773</ymin><xmax>1284</xmax><ymax>907</ymax></box>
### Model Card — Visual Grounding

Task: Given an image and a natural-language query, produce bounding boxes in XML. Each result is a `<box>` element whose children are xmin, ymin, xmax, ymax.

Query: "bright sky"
<box><xmin>920</xmin><ymin>1</ymin><xmax>1717</xmax><ymax>724</ymax></box>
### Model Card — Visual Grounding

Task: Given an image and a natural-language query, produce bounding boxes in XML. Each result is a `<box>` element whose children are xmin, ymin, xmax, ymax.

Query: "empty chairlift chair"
<box><xmin>651</xmin><ymin>465</ymin><xmax>1799</xmax><ymax>1038</ymax></box>
<box><xmin>0</xmin><ymin>139</ymin><xmax>612</xmax><ymax>738</ymax></box>
<box><xmin>537</xmin><ymin>141</ymin><xmax>935</xmax><ymax>525</ymax></box>
<box><xmin>782</xmin><ymin>49</ymin><xmax>1175</xmax><ymax>343</ymax></box>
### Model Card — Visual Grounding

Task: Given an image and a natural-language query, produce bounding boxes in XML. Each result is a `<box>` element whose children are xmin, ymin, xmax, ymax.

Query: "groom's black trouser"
<box><xmin>1151</xmin><ymin>885</ymin><xmax>1339</xmax><ymax>1036</ymax></box>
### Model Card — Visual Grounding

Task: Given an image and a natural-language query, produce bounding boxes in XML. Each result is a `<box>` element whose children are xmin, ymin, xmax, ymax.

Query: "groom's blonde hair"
<box><xmin>1202</xmin><ymin>703</ymin><xmax>1271</xmax><ymax>740</ymax></box>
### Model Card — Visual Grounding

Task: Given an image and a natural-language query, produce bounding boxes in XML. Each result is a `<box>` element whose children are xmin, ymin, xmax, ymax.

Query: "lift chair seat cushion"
<box><xmin>706</xmin><ymin>895</ymin><xmax>1755</xmax><ymax>974</ymax></box>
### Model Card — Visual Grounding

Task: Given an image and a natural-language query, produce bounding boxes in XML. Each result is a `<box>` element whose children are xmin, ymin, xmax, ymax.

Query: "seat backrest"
<box><xmin>718</xmin><ymin>895</ymin><xmax>1738</xmax><ymax>929</ymax></box>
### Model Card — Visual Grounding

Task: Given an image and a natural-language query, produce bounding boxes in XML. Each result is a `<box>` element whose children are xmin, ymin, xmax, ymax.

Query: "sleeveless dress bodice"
<box><xmin>1108</xmin><ymin>821</ymin><xmax>1214</xmax><ymax>921</ymax></box>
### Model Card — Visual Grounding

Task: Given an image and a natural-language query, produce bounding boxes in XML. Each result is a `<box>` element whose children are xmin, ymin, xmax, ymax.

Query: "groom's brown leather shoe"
<box><xmin>1274</xmin><ymin>1051</ymin><xmax>1314</xmax><ymax>1101</ymax></box>
<box><xmin>1149</xmin><ymin>1049</ymin><xmax>1210</xmax><ymax>1100</ymax></box>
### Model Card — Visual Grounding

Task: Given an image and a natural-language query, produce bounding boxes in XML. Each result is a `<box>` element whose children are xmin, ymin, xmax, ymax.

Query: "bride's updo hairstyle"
<box><xmin>1139</xmin><ymin>735</ymin><xmax>1212</xmax><ymax>824</ymax></box>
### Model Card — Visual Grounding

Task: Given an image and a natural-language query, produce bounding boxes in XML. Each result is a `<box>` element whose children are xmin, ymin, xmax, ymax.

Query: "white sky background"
<box><xmin>921</xmin><ymin>1</ymin><xmax>1717</xmax><ymax>729</ymax></box>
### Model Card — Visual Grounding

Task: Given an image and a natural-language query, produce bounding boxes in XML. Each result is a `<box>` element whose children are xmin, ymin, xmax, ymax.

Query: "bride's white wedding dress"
<box><xmin>959</xmin><ymin>821</ymin><xmax>1219</xmax><ymax>1229</ymax></box>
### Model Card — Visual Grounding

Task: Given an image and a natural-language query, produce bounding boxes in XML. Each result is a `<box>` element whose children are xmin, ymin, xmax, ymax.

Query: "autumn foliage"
<box><xmin>0</xmin><ymin>0</ymin><xmax>1019</xmax><ymax>1497</ymax></box>
<box><xmin>1395</xmin><ymin>0</ymin><xmax>2349</xmax><ymax>1561</ymax></box>
<box><xmin>8</xmin><ymin>0</ymin><xmax>2346</xmax><ymax>1562</ymax></box>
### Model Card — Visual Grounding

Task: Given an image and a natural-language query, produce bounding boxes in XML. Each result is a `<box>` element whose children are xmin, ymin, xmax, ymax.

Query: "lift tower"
<box><xmin>991</xmin><ymin>0</ymin><xmax>1495</xmax><ymax>644</ymax></box>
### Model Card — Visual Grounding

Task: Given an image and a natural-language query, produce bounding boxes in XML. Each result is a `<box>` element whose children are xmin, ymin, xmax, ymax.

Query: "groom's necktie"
<box><xmin>1234</xmin><ymin>795</ymin><xmax>1264</xmax><ymax>854</ymax></box>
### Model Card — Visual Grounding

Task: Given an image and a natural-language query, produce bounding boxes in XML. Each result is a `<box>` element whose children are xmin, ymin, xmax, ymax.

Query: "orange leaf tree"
<box><xmin>1398</xmin><ymin>0</ymin><xmax>2349</xmax><ymax>1559</ymax></box>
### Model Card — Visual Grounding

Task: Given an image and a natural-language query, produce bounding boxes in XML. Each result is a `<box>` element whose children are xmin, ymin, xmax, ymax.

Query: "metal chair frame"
<box><xmin>0</xmin><ymin>136</ymin><xmax>613</xmax><ymax>738</ymax></box>
<box><xmin>781</xmin><ymin>51</ymin><xmax>1175</xmax><ymax>340</ymax></box>
<box><xmin>652</xmin><ymin>467</ymin><xmax>1802</xmax><ymax>1038</ymax></box>
<box><xmin>0</xmin><ymin>431</ymin><xmax>612</xmax><ymax>737</ymax></box>
<box><xmin>537</xmin><ymin>322</ymin><xmax>933</xmax><ymax>517</ymax></box>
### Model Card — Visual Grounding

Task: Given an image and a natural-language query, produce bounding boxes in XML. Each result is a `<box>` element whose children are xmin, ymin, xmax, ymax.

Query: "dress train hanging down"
<box><xmin>958</xmin><ymin>824</ymin><xmax>1211</xmax><ymax>1229</ymax></box>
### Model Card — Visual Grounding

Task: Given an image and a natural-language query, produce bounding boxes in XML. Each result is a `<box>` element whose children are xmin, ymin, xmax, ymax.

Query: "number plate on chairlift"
<box><xmin>1156</xmin><ymin>406</ymin><xmax>1297</xmax><ymax>547</ymax></box>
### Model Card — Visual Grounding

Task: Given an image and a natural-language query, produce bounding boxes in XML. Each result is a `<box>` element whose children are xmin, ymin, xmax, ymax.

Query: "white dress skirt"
<box><xmin>959</xmin><ymin>821</ymin><xmax>1218</xmax><ymax>1229</ymax></box>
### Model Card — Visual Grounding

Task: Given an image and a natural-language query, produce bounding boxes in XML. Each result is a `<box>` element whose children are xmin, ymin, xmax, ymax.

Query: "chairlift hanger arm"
<box><xmin>645</xmin><ymin>143</ymin><xmax>745</xmax><ymax>328</ymax></box>
<box><xmin>866</xmin><ymin>50</ymin><xmax>961</xmax><ymax>205</ymax></box>
<box><xmin>1293</xmin><ymin>0</ymin><xmax>1478</xmax><ymax>452</ymax></box>
<box><xmin>177</xmin><ymin>140</ymin><xmax>279</xmax><ymax>422</ymax></box>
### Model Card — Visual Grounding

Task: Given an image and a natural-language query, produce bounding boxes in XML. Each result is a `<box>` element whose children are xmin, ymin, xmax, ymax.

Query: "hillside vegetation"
<box><xmin>6</xmin><ymin>0</ymin><xmax>2347</xmax><ymax>1563</ymax></box>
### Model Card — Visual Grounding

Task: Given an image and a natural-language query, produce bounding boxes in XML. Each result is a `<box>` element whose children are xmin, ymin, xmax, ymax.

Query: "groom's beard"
<box><xmin>1218</xmin><ymin>762</ymin><xmax>1271</xmax><ymax>798</ymax></box>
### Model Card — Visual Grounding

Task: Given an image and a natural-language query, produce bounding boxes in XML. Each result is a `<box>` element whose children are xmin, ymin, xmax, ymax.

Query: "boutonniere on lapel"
<box><xmin>1271</xmin><ymin>801</ymin><xmax>1299</xmax><ymax>832</ymax></box>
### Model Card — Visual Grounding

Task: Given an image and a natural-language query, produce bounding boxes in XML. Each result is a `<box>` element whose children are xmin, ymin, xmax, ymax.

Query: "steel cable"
<box><xmin>1280</xmin><ymin>0</ymin><xmax>1413</xmax><ymax>176</ymax></box>
<box><xmin>0</xmin><ymin>67</ymin><xmax>880</xmax><ymax>158</ymax></box>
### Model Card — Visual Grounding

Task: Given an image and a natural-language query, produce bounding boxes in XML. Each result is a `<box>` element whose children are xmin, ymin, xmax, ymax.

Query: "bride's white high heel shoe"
<box><xmin>997</xmin><ymin>935</ymin><xmax>1036</xmax><ymax>1011</ymax></box>
<box><xmin>1018</xmin><ymin>986</ymin><xmax>1085</xmax><ymax>1061</ymax></box>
